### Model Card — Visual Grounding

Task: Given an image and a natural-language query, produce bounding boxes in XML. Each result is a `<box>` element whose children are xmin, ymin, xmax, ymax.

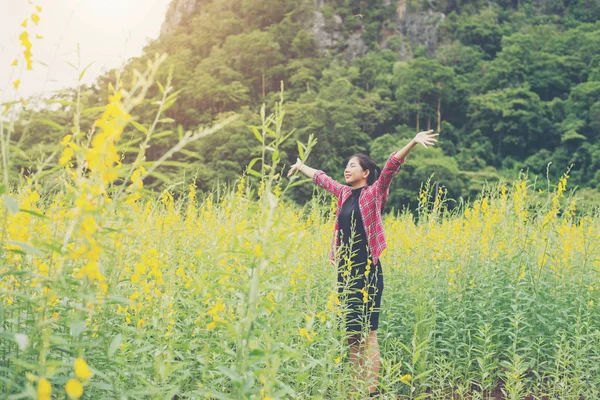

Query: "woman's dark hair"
<box><xmin>350</xmin><ymin>153</ymin><xmax>381</xmax><ymax>186</ymax></box>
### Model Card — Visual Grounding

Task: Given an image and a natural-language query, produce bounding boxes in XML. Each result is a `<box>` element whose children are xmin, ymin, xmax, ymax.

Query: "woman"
<box><xmin>287</xmin><ymin>130</ymin><xmax>439</xmax><ymax>397</ymax></box>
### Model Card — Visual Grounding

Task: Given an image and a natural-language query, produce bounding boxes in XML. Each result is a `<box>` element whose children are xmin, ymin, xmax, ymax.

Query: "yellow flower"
<box><xmin>334</xmin><ymin>356</ymin><xmax>341</xmax><ymax>364</ymax></box>
<box><xmin>400</xmin><ymin>374</ymin><xmax>411</xmax><ymax>384</ymax></box>
<box><xmin>74</xmin><ymin>358</ymin><xmax>92</xmax><ymax>380</ymax></box>
<box><xmin>80</xmin><ymin>216</ymin><xmax>97</xmax><ymax>235</ymax></box>
<box><xmin>207</xmin><ymin>299</ymin><xmax>225</xmax><ymax>317</ymax></box>
<box><xmin>65</xmin><ymin>378</ymin><xmax>83</xmax><ymax>399</ymax></box>
<box><xmin>299</xmin><ymin>328</ymin><xmax>313</xmax><ymax>342</ymax></box>
<box><xmin>11</xmin><ymin>59</ymin><xmax>18</xmax><ymax>66</ymax></box>
<box><xmin>36</xmin><ymin>5</ymin><xmax>42</xmax><ymax>12</ymax></box>
<box><xmin>37</xmin><ymin>378</ymin><xmax>51</xmax><ymax>400</ymax></box>
<box><xmin>59</xmin><ymin>147</ymin><xmax>74</xmax><ymax>165</ymax></box>
<box><xmin>21</xmin><ymin>19</ymin><xmax>28</xmax><ymax>28</ymax></box>
<box><xmin>31</xmin><ymin>13</ymin><xmax>40</xmax><ymax>24</ymax></box>
<box><xmin>206</xmin><ymin>321</ymin><xmax>217</xmax><ymax>330</ymax></box>
<box><xmin>253</xmin><ymin>244</ymin><xmax>263</xmax><ymax>258</ymax></box>
<box><xmin>13</xmin><ymin>79</ymin><xmax>20</xmax><ymax>89</ymax></box>
<box><xmin>60</xmin><ymin>134</ymin><xmax>72</xmax><ymax>146</ymax></box>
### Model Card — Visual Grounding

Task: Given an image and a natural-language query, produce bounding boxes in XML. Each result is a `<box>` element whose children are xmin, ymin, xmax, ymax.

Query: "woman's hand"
<box><xmin>287</xmin><ymin>158</ymin><xmax>303</xmax><ymax>177</ymax></box>
<box><xmin>413</xmin><ymin>130</ymin><xmax>439</xmax><ymax>148</ymax></box>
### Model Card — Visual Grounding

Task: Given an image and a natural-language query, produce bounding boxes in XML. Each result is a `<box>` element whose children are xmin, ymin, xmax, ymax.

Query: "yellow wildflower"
<box><xmin>37</xmin><ymin>378</ymin><xmax>51</xmax><ymax>400</ymax></box>
<box><xmin>65</xmin><ymin>378</ymin><xmax>83</xmax><ymax>399</ymax></box>
<box><xmin>253</xmin><ymin>244</ymin><xmax>263</xmax><ymax>258</ymax></box>
<box><xmin>74</xmin><ymin>358</ymin><xmax>92</xmax><ymax>380</ymax></box>
<box><xmin>299</xmin><ymin>328</ymin><xmax>313</xmax><ymax>342</ymax></box>
<box><xmin>59</xmin><ymin>147</ymin><xmax>74</xmax><ymax>165</ymax></box>
<box><xmin>80</xmin><ymin>216</ymin><xmax>97</xmax><ymax>235</ymax></box>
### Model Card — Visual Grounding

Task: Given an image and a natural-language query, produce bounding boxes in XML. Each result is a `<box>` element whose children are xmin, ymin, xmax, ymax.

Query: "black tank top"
<box><xmin>338</xmin><ymin>186</ymin><xmax>370</xmax><ymax>267</ymax></box>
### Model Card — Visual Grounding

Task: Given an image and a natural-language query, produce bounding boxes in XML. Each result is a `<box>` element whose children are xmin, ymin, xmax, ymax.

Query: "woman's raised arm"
<box><xmin>287</xmin><ymin>158</ymin><xmax>316</xmax><ymax>179</ymax></box>
<box><xmin>375</xmin><ymin>130</ymin><xmax>439</xmax><ymax>196</ymax></box>
<box><xmin>392</xmin><ymin>129</ymin><xmax>439</xmax><ymax>161</ymax></box>
<box><xmin>287</xmin><ymin>158</ymin><xmax>346</xmax><ymax>199</ymax></box>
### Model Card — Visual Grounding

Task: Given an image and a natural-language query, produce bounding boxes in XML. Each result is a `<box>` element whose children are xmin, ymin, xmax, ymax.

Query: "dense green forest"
<box><xmin>14</xmin><ymin>0</ymin><xmax>600</xmax><ymax>209</ymax></box>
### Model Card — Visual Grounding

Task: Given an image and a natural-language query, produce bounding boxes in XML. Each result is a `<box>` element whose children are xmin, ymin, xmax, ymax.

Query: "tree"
<box><xmin>394</xmin><ymin>57</ymin><xmax>456</xmax><ymax>133</ymax></box>
<box><xmin>222</xmin><ymin>31</ymin><xmax>285</xmax><ymax>98</ymax></box>
<box><xmin>467</xmin><ymin>87</ymin><xmax>553</xmax><ymax>164</ymax></box>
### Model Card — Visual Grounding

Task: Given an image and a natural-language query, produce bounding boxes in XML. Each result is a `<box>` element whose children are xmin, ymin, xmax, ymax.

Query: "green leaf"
<box><xmin>251</xmin><ymin>126</ymin><xmax>264</xmax><ymax>144</ymax></box>
<box><xmin>247</xmin><ymin>169</ymin><xmax>262</xmax><ymax>178</ymax></box>
<box><xmin>141</xmin><ymin>160</ymin><xmax>191</xmax><ymax>169</ymax></box>
<box><xmin>3</xmin><ymin>195</ymin><xmax>19</xmax><ymax>214</ymax></box>
<box><xmin>288</xmin><ymin>178</ymin><xmax>312</xmax><ymax>187</ymax></box>
<box><xmin>157</xmin><ymin>81</ymin><xmax>165</xmax><ymax>95</ymax></box>
<box><xmin>70</xmin><ymin>321</ymin><xmax>86</xmax><ymax>338</ymax></box>
<box><xmin>160</xmin><ymin>98</ymin><xmax>178</xmax><ymax>113</ymax></box>
<box><xmin>81</xmin><ymin>106</ymin><xmax>106</xmax><ymax>115</ymax></box>
<box><xmin>264</xmin><ymin>126</ymin><xmax>276</xmax><ymax>138</ymax></box>
<box><xmin>9</xmin><ymin>145</ymin><xmax>29</xmax><ymax>160</ymax></box>
<box><xmin>180</xmin><ymin>149</ymin><xmax>203</xmax><ymax>160</ymax></box>
<box><xmin>247</xmin><ymin>157</ymin><xmax>261</xmax><ymax>171</ymax></box>
<box><xmin>249</xmin><ymin>349</ymin><xmax>265</xmax><ymax>357</ymax></box>
<box><xmin>130</xmin><ymin>120</ymin><xmax>148</xmax><ymax>134</ymax></box>
<box><xmin>35</xmin><ymin>119</ymin><xmax>64</xmax><ymax>131</ymax></box>
<box><xmin>154</xmin><ymin>130</ymin><xmax>174</xmax><ymax>139</ymax></box>
<box><xmin>297</xmin><ymin>142</ymin><xmax>305</xmax><ymax>159</ymax></box>
<box><xmin>79</xmin><ymin>62</ymin><xmax>95</xmax><ymax>82</ymax></box>
<box><xmin>14</xmin><ymin>333</ymin><xmax>29</xmax><ymax>351</ymax></box>
<box><xmin>19</xmin><ymin>208</ymin><xmax>48</xmax><ymax>219</ymax></box>
<box><xmin>108</xmin><ymin>334</ymin><xmax>122</xmax><ymax>358</ymax></box>
<box><xmin>6</xmin><ymin>241</ymin><xmax>44</xmax><ymax>256</ymax></box>
<box><xmin>216</xmin><ymin>366</ymin><xmax>243</xmax><ymax>383</ymax></box>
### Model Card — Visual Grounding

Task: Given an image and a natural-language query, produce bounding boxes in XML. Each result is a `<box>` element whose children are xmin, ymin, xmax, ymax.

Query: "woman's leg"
<box><xmin>348</xmin><ymin>330</ymin><xmax>380</xmax><ymax>396</ymax></box>
<box><xmin>365</xmin><ymin>330</ymin><xmax>381</xmax><ymax>395</ymax></box>
<box><xmin>348</xmin><ymin>332</ymin><xmax>363</xmax><ymax>369</ymax></box>
<box><xmin>347</xmin><ymin>333</ymin><xmax>364</xmax><ymax>398</ymax></box>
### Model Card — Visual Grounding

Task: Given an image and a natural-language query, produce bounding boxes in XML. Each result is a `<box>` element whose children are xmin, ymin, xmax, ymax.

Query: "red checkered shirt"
<box><xmin>312</xmin><ymin>152</ymin><xmax>405</xmax><ymax>266</ymax></box>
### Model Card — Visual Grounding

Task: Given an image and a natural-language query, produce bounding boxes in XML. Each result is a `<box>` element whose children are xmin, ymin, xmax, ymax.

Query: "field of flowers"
<box><xmin>2</xmin><ymin>139</ymin><xmax>599</xmax><ymax>399</ymax></box>
<box><xmin>2</xmin><ymin>29</ymin><xmax>600</xmax><ymax>399</ymax></box>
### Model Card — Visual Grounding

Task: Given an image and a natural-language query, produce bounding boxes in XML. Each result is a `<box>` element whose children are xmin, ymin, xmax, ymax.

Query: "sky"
<box><xmin>0</xmin><ymin>0</ymin><xmax>173</xmax><ymax>105</ymax></box>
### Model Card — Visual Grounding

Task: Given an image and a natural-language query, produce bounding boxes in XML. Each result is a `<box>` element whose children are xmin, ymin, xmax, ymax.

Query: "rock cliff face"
<box><xmin>160</xmin><ymin>0</ymin><xmax>445</xmax><ymax>60</ymax></box>
<box><xmin>391</xmin><ymin>8</ymin><xmax>445</xmax><ymax>59</ymax></box>
<box><xmin>306</xmin><ymin>0</ymin><xmax>444</xmax><ymax>61</ymax></box>
<box><xmin>160</xmin><ymin>0</ymin><xmax>199</xmax><ymax>36</ymax></box>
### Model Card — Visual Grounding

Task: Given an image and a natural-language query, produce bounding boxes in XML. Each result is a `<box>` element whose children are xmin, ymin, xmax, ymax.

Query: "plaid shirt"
<box><xmin>312</xmin><ymin>152</ymin><xmax>405</xmax><ymax>266</ymax></box>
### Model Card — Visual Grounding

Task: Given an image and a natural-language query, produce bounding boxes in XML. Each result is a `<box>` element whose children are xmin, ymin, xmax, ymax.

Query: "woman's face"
<box><xmin>344</xmin><ymin>157</ymin><xmax>369</xmax><ymax>185</ymax></box>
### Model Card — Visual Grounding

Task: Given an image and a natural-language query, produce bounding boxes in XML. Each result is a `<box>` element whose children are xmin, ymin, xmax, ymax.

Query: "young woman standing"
<box><xmin>287</xmin><ymin>130</ymin><xmax>439</xmax><ymax>397</ymax></box>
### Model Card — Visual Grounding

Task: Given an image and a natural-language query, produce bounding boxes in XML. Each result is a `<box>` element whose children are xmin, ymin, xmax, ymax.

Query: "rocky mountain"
<box><xmin>160</xmin><ymin>0</ymin><xmax>445</xmax><ymax>60</ymax></box>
